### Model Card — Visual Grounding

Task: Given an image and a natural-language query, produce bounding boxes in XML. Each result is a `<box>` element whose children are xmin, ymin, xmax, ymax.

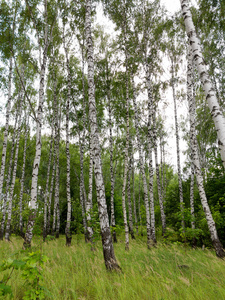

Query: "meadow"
<box><xmin>1</xmin><ymin>235</ymin><xmax>225</xmax><ymax>299</ymax></box>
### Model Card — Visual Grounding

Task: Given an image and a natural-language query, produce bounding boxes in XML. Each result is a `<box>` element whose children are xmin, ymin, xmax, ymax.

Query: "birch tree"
<box><xmin>5</xmin><ymin>99</ymin><xmax>22</xmax><ymax>241</ymax></box>
<box><xmin>187</xmin><ymin>45</ymin><xmax>225</xmax><ymax>258</ymax></box>
<box><xmin>85</xmin><ymin>0</ymin><xmax>119</xmax><ymax>270</ymax></box>
<box><xmin>180</xmin><ymin>0</ymin><xmax>225</xmax><ymax>170</ymax></box>
<box><xmin>23</xmin><ymin>0</ymin><xmax>55</xmax><ymax>248</ymax></box>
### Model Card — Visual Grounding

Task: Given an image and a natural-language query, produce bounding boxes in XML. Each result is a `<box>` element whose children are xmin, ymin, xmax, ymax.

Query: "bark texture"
<box><xmin>5</xmin><ymin>101</ymin><xmax>22</xmax><ymax>241</ymax></box>
<box><xmin>180</xmin><ymin>0</ymin><xmax>225</xmax><ymax>170</ymax></box>
<box><xmin>23</xmin><ymin>0</ymin><xmax>50</xmax><ymax>248</ymax></box>
<box><xmin>85</xmin><ymin>0</ymin><xmax>119</xmax><ymax>270</ymax></box>
<box><xmin>0</xmin><ymin>58</ymin><xmax>13</xmax><ymax>240</ymax></box>
<box><xmin>171</xmin><ymin>59</ymin><xmax>185</xmax><ymax>232</ymax></box>
<box><xmin>187</xmin><ymin>46</ymin><xmax>225</xmax><ymax>258</ymax></box>
<box><xmin>43</xmin><ymin>127</ymin><xmax>53</xmax><ymax>241</ymax></box>
<box><xmin>146</xmin><ymin>64</ymin><xmax>157</xmax><ymax>242</ymax></box>
<box><xmin>19</xmin><ymin>114</ymin><xmax>29</xmax><ymax>237</ymax></box>
<box><xmin>132</xmin><ymin>77</ymin><xmax>151</xmax><ymax>247</ymax></box>
<box><xmin>64</xmin><ymin>39</ymin><xmax>72</xmax><ymax>246</ymax></box>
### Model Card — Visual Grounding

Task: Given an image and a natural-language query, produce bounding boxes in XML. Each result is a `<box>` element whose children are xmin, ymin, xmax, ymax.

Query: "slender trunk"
<box><xmin>187</xmin><ymin>46</ymin><xmax>225</xmax><ymax>258</ymax></box>
<box><xmin>55</xmin><ymin>105</ymin><xmax>61</xmax><ymax>239</ymax></box>
<box><xmin>160</xmin><ymin>136</ymin><xmax>165</xmax><ymax>203</ymax></box>
<box><xmin>47</xmin><ymin>142</ymin><xmax>56</xmax><ymax>235</ymax></box>
<box><xmin>0</xmin><ymin>105</ymin><xmax>18</xmax><ymax>240</ymax></box>
<box><xmin>108</xmin><ymin>88</ymin><xmax>117</xmax><ymax>243</ymax></box>
<box><xmin>43</xmin><ymin>127</ymin><xmax>53</xmax><ymax>241</ymax></box>
<box><xmin>85</xmin><ymin>0</ymin><xmax>119</xmax><ymax>270</ymax></box>
<box><xmin>171</xmin><ymin>59</ymin><xmax>185</xmax><ymax>232</ymax></box>
<box><xmin>132</xmin><ymin>151</ymin><xmax>138</xmax><ymax>234</ymax></box>
<box><xmin>64</xmin><ymin>39</ymin><xmax>72</xmax><ymax>246</ymax></box>
<box><xmin>138</xmin><ymin>172</ymin><xmax>143</xmax><ymax>235</ymax></box>
<box><xmin>23</xmin><ymin>0</ymin><xmax>49</xmax><ymax>249</ymax></box>
<box><xmin>121</xmin><ymin>61</ymin><xmax>130</xmax><ymax>251</ymax></box>
<box><xmin>79</xmin><ymin>178</ymin><xmax>88</xmax><ymax>240</ymax></box>
<box><xmin>146</xmin><ymin>64</ymin><xmax>157</xmax><ymax>242</ymax></box>
<box><xmin>19</xmin><ymin>114</ymin><xmax>29</xmax><ymax>237</ymax></box>
<box><xmin>127</xmin><ymin>152</ymin><xmax>135</xmax><ymax>239</ymax></box>
<box><xmin>180</xmin><ymin>0</ymin><xmax>225</xmax><ymax>170</ymax></box>
<box><xmin>86</xmin><ymin>142</ymin><xmax>94</xmax><ymax>243</ymax></box>
<box><xmin>0</xmin><ymin>57</ymin><xmax>13</xmax><ymax>228</ymax></box>
<box><xmin>190</xmin><ymin>162</ymin><xmax>196</xmax><ymax>246</ymax></box>
<box><xmin>153</xmin><ymin>112</ymin><xmax>166</xmax><ymax>237</ymax></box>
<box><xmin>5</xmin><ymin>102</ymin><xmax>22</xmax><ymax>241</ymax></box>
<box><xmin>88</xmin><ymin>151</ymin><xmax>93</xmax><ymax>211</ymax></box>
<box><xmin>132</xmin><ymin>76</ymin><xmax>151</xmax><ymax>247</ymax></box>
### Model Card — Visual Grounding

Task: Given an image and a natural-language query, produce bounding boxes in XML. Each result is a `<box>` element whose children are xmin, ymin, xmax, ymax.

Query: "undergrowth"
<box><xmin>0</xmin><ymin>234</ymin><xmax>225</xmax><ymax>299</ymax></box>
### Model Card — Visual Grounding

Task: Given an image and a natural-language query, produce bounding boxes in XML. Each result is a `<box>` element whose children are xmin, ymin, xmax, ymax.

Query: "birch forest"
<box><xmin>1</xmin><ymin>0</ymin><xmax>225</xmax><ymax>298</ymax></box>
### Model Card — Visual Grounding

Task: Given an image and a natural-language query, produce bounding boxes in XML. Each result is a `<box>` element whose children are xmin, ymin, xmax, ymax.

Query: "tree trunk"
<box><xmin>132</xmin><ymin>77</ymin><xmax>151</xmax><ymax>248</ymax></box>
<box><xmin>5</xmin><ymin>101</ymin><xmax>22</xmax><ymax>241</ymax></box>
<box><xmin>85</xmin><ymin>0</ymin><xmax>119</xmax><ymax>270</ymax></box>
<box><xmin>127</xmin><ymin>151</ymin><xmax>135</xmax><ymax>239</ymax></box>
<box><xmin>108</xmin><ymin>87</ymin><xmax>117</xmax><ymax>243</ymax></box>
<box><xmin>23</xmin><ymin>0</ymin><xmax>49</xmax><ymax>249</ymax></box>
<box><xmin>52</xmin><ymin>72</ymin><xmax>59</xmax><ymax>236</ymax></box>
<box><xmin>64</xmin><ymin>39</ymin><xmax>72</xmax><ymax>246</ymax></box>
<box><xmin>86</xmin><ymin>142</ymin><xmax>94</xmax><ymax>243</ymax></box>
<box><xmin>171</xmin><ymin>59</ymin><xmax>185</xmax><ymax>233</ymax></box>
<box><xmin>131</xmin><ymin>151</ymin><xmax>138</xmax><ymax>234</ymax></box>
<box><xmin>55</xmin><ymin>105</ymin><xmax>61</xmax><ymax>239</ymax></box>
<box><xmin>43</xmin><ymin>127</ymin><xmax>53</xmax><ymax>241</ymax></box>
<box><xmin>47</xmin><ymin>141</ymin><xmax>56</xmax><ymax>236</ymax></box>
<box><xmin>19</xmin><ymin>114</ymin><xmax>29</xmax><ymax>237</ymax></box>
<box><xmin>153</xmin><ymin>112</ymin><xmax>167</xmax><ymax>237</ymax></box>
<box><xmin>146</xmin><ymin>64</ymin><xmax>157</xmax><ymax>243</ymax></box>
<box><xmin>187</xmin><ymin>45</ymin><xmax>225</xmax><ymax>258</ymax></box>
<box><xmin>180</xmin><ymin>0</ymin><xmax>225</xmax><ymax>170</ymax></box>
<box><xmin>0</xmin><ymin>57</ymin><xmax>13</xmax><ymax>239</ymax></box>
<box><xmin>0</xmin><ymin>104</ymin><xmax>19</xmax><ymax>240</ymax></box>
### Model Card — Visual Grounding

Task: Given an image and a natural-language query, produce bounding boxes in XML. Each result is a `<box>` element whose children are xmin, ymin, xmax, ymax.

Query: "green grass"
<box><xmin>1</xmin><ymin>235</ymin><xmax>225</xmax><ymax>299</ymax></box>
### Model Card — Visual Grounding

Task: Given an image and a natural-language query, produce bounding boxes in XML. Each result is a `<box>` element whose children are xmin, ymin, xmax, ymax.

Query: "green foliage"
<box><xmin>0</xmin><ymin>250</ymin><xmax>50</xmax><ymax>300</ymax></box>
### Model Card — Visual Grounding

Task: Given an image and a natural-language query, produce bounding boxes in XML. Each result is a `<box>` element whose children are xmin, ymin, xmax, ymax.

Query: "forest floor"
<box><xmin>0</xmin><ymin>234</ymin><xmax>225</xmax><ymax>299</ymax></box>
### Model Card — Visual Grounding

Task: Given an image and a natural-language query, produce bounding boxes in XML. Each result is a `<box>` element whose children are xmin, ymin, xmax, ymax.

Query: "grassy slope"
<box><xmin>1</xmin><ymin>235</ymin><xmax>225</xmax><ymax>300</ymax></box>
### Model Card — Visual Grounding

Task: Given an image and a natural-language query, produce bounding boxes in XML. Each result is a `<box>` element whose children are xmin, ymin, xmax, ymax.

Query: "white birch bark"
<box><xmin>180</xmin><ymin>0</ymin><xmax>225</xmax><ymax>170</ymax></box>
<box><xmin>132</xmin><ymin>77</ymin><xmax>151</xmax><ymax>247</ymax></box>
<box><xmin>171</xmin><ymin>59</ymin><xmax>185</xmax><ymax>232</ymax></box>
<box><xmin>0</xmin><ymin>106</ymin><xmax>19</xmax><ymax>240</ymax></box>
<box><xmin>71</xmin><ymin>103</ymin><xmax>88</xmax><ymax>240</ymax></box>
<box><xmin>187</xmin><ymin>46</ymin><xmax>225</xmax><ymax>258</ymax></box>
<box><xmin>43</xmin><ymin>126</ymin><xmax>53</xmax><ymax>241</ymax></box>
<box><xmin>153</xmin><ymin>112</ymin><xmax>166</xmax><ymax>237</ymax></box>
<box><xmin>47</xmin><ymin>151</ymin><xmax>55</xmax><ymax>235</ymax></box>
<box><xmin>146</xmin><ymin>65</ymin><xmax>157</xmax><ymax>242</ymax></box>
<box><xmin>138</xmin><ymin>172</ymin><xmax>142</xmax><ymax>228</ymax></box>
<box><xmin>85</xmin><ymin>0</ymin><xmax>119</xmax><ymax>270</ymax></box>
<box><xmin>64</xmin><ymin>38</ymin><xmax>72</xmax><ymax>246</ymax></box>
<box><xmin>55</xmin><ymin>104</ymin><xmax>61</xmax><ymax>238</ymax></box>
<box><xmin>5</xmin><ymin>102</ymin><xmax>22</xmax><ymax>241</ymax></box>
<box><xmin>0</xmin><ymin>57</ymin><xmax>13</xmax><ymax>240</ymax></box>
<box><xmin>127</xmin><ymin>152</ymin><xmax>135</xmax><ymax>239</ymax></box>
<box><xmin>19</xmin><ymin>114</ymin><xmax>29</xmax><ymax>237</ymax></box>
<box><xmin>108</xmin><ymin>88</ymin><xmax>117</xmax><ymax>242</ymax></box>
<box><xmin>86</xmin><ymin>142</ymin><xmax>93</xmax><ymax>243</ymax></box>
<box><xmin>132</xmin><ymin>153</ymin><xmax>138</xmax><ymax>234</ymax></box>
<box><xmin>23</xmin><ymin>0</ymin><xmax>51</xmax><ymax>248</ymax></box>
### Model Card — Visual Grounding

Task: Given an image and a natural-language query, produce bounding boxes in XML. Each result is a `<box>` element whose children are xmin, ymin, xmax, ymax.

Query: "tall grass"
<box><xmin>1</xmin><ymin>235</ymin><xmax>225</xmax><ymax>299</ymax></box>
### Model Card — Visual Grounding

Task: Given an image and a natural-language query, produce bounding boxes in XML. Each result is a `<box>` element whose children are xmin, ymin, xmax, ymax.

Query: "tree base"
<box><xmin>113</xmin><ymin>230</ymin><xmax>117</xmax><ymax>243</ymax></box>
<box><xmin>66</xmin><ymin>235</ymin><xmax>72</xmax><ymax>246</ymax></box>
<box><xmin>213</xmin><ymin>239</ymin><xmax>225</xmax><ymax>258</ymax></box>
